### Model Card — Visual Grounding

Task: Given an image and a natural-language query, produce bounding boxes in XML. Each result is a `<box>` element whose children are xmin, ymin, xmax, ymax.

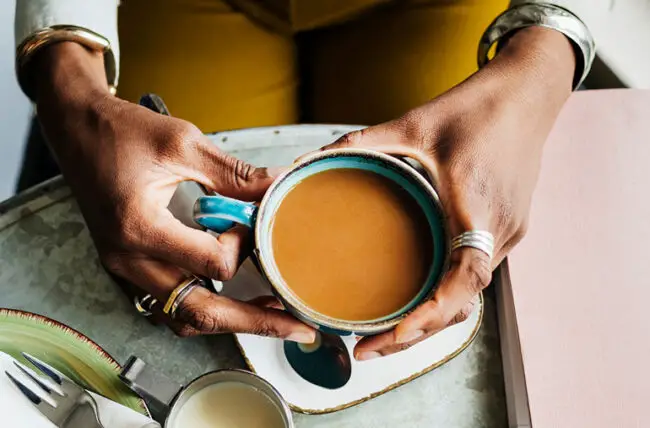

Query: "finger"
<box><xmin>353</xmin><ymin>328</ymin><xmax>434</xmax><ymax>361</ymax></box>
<box><xmin>191</xmin><ymin>137</ymin><xmax>282</xmax><ymax>201</ymax></box>
<box><xmin>105</xmin><ymin>270</ymin><xmax>166</xmax><ymax>326</ymax></box>
<box><xmin>108</xmin><ymin>255</ymin><xmax>315</xmax><ymax>342</ymax></box>
<box><xmin>299</xmin><ymin>125</ymin><xmax>440</xmax><ymax>184</ymax></box>
<box><xmin>172</xmin><ymin>294</ymin><xmax>288</xmax><ymax>336</ymax></box>
<box><xmin>176</xmin><ymin>286</ymin><xmax>316</xmax><ymax>343</ymax></box>
<box><xmin>105</xmin><ymin>254</ymin><xmax>188</xmax><ymax>326</ymax></box>
<box><xmin>352</xmin><ymin>299</ymin><xmax>475</xmax><ymax>360</ymax></box>
<box><xmin>247</xmin><ymin>295</ymin><xmax>285</xmax><ymax>310</ymax></box>
<box><xmin>144</xmin><ymin>211</ymin><xmax>252</xmax><ymax>281</ymax></box>
<box><xmin>323</xmin><ymin>124</ymin><xmax>402</xmax><ymax>151</ymax></box>
<box><xmin>296</xmin><ymin>125</ymin><xmax>401</xmax><ymax>162</ymax></box>
<box><xmin>352</xmin><ymin>247</ymin><xmax>491</xmax><ymax>358</ymax></box>
<box><xmin>446</xmin><ymin>300</ymin><xmax>477</xmax><ymax>327</ymax></box>
<box><xmin>394</xmin><ymin>247</ymin><xmax>491</xmax><ymax>342</ymax></box>
<box><xmin>353</xmin><ymin>299</ymin><xmax>476</xmax><ymax>360</ymax></box>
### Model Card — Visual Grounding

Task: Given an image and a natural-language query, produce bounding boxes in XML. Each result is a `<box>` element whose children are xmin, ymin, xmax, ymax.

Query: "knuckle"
<box><xmin>176</xmin><ymin>293</ymin><xmax>228</xmax><ymax>335</ymax></box>
<box><xmin>513</xmin><ymin>219</ymin><xmax>529</xmax><ymax>243</ymax></box>
<box><xmin>232</xmin><ymin>158</ymin><xmax>257</xmax><ymax>188</ymax></box>
<box><xmin>181</xmin><ymin>121</ymin><xmax>204</xmax><ymax>139</ymax></box>
<box><xmin>249</xmin><ymin>318</ymin><xmax>281</xmax><ymax>338</ymax></box>
<box><xmin>448</xmin><ymin>302</ymin><xmax>474</xmax><ymax>326</ymax></box>
<box><xmin>173</xmin><ymin>121</ymin><xmax>203</xmax><ymax>144</ymax></box>
<box><xmin>204</xmin><ymin>255</ymin><xmax>236</xmax><ymax>281</ymax></box>
<box><xmin>171</xmin><ymin>323</ymin><xmax>197</xmax><ymax>338</ymax></box>
<box><xmin>421</xmin><ymin>300</ymin><xmax>448</xmax><ymax>328</ymax></box>
<box><xmin>160</xmin><ymin>121</ymin><xmax>203</xmax><ymax>159</ymax></box>
<box><xmin>101</xmin><ymin>252</ymin><xmax>125</xmax><ymax>275</ymax></box>
<box><xmin>463</xmin><ymin>253</ymin><xmax>492</xmax><ymax>295</ymax></box>
<box><xmin>336</xmin><ymin>130</ymin><xmax>364</xmax><ymax>147</ymax></box>
<box><xmin>179</xmin><ymin>304</ymin><xmax>223</xmax><ymax>333</ymax></box>
<box><xmin>393</xmin><ymin>342</ymin><xmax>415</xmax><ymax>353</ymax></box>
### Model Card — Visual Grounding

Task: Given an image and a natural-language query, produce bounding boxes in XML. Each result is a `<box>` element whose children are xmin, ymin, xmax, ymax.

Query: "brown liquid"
<box><xmin>271</xmin><ymin>168</ymin><xmax>433</xmax><ymax>321</ymax></box>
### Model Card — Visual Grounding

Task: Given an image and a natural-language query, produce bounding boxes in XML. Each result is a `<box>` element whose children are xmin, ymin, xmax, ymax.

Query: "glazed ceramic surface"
<box><xmin>225</xmin><ymin>259</ymin><xmax>482</xmax><ymax>414</ymax></box>
<box><xmin>0</xmin><ymin>309</ymin><xmax>147</xmax><ymax>414</ymax></box>
<box><xmin>194</xmin><ymin>148</ymin><xmax>449</xmax><ymax>335</ymax></box>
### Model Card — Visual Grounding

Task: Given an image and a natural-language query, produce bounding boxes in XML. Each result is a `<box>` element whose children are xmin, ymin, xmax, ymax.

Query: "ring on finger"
<box><xmin>450</xmin><ymin>230</ymin><xmax>495</xmax><ymax>260</ymax></box>
<box><xmin>163</xmin><ymin>275</ymin><xmax>204</xmax><ymax>319</ymax></box>
<box><xmin>134</xmin><ymin>294</ymin><xmax>158</xmax><ymax>317</ymax></box>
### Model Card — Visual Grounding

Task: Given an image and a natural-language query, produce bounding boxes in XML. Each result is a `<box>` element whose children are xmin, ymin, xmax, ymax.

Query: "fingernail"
<box><xmin>356</xmin><ymin>351</ymin><xmax>381</xmax><ymax>361</ymax></box>
<box><xmin>396</xmin><ymin>329</ymin><xmax>424</xmax><ymax>344</ymax></box>
<box><xmin>286</xmin><ymin>331</ymin><xmax>316</xmax><ymax>344</ymax></box>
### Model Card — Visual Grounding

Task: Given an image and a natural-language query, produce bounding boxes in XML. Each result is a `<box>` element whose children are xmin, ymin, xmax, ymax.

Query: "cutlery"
<box><xmin>283</xmin><ymin>331</ymin><xmax>352</xmax><ymax>389</ymax></box>
<box><xmin>5</xmin><ymin>352</ymin><xmax>105</xmax><ymax>428</ymax></box>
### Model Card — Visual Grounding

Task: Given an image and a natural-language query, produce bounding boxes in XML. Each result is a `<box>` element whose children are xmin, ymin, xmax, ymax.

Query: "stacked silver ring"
<box><xmin>134</xmin><ymin>294</ymin><xmax>158</xmax><ymax>317</ymax></box>
<box><xmin>450</xmin><ymin>230</ymin><xmax>495</xmax><ymax>260</ymax></box>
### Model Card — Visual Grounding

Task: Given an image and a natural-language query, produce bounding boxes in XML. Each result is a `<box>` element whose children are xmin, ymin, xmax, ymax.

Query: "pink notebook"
<box><xmin>497</xmin><ymin>89</ymin><xmax>650</xmax><ymax>428</ymax></box>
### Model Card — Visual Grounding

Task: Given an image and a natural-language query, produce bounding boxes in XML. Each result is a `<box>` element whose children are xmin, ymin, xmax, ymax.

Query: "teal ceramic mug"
<box><xmin>193</xmin><ymin>148</ymin><xmax>449</xmax><ymax>336</ymax></box>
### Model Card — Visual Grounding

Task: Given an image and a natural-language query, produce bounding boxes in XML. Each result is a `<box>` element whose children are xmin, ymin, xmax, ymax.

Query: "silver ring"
<box><xmin>134</xmin><ymin>294</ymin><xmax>158</xmax><ymax>317</ymax></box>
<box><xmin>163</xmin><ymin>275</ymin><xmax>206</xmax><ymax>320</ymax></box>
<box><xmin>450</xmin><ymin>230</ymin><xmax>495</xmax><ymax>260</ymax></box>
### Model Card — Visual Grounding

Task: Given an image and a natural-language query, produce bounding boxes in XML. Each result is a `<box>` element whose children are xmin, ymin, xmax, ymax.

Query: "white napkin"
<box><xmin>0</xmin><ymin>352</ymin><xmax>159</xmax><ymax>428</ymax></box>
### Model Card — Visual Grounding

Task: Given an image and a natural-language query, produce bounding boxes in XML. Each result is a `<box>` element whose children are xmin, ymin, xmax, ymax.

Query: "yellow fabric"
<box><xmin>225</xmin><ymin>0</ymin><xmax>391</xmax><ymax>32</ymax></box>
<box><xmin>118</xmin><ymin>0</ymin><xmax>298</xmax><ymax>132</ymax></box>
<box><xmin>118</xmin><ymin>0</ymin><xmax>508</xmax><ymax>132</ymax></box>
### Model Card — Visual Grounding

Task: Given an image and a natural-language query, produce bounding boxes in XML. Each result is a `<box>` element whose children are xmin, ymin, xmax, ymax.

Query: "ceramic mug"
<box><xmin>193</xmin><ymin>148</ymin><xmax>449</xmax><ymax>336</ymax></box>
<box><xmin>119</xmin><ymin>356</ymin><xmax>293</xmax><ymax>427</ymax></box>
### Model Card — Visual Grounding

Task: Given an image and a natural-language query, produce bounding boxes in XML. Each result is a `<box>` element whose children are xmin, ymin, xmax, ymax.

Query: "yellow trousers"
<box><xmin>117</xmin><ymin>0</ymin><xmax>508</xmax><ymax>133</ymax></box>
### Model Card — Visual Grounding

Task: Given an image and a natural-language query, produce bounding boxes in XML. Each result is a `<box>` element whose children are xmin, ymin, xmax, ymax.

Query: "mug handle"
<box><xmin>135</xmin><ymin>94</ymin><xmax>257</xmax><ymax>234</ymax></box>
<box><xmin>193</xmin><ymin>195</ymin><xmax>258</xmax><ymax>233</ymax></box>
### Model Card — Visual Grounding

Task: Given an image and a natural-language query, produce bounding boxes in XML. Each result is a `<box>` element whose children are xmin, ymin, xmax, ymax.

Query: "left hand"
<box><xmin>318</xmin><ymin>27</ymin><xmax>576</xmax><ymax>360</ymax></box>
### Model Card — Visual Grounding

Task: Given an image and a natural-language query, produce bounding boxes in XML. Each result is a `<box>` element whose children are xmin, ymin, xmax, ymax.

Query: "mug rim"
<box><xmin>254</xmin><ymin>148</ymin><xmax>450</xmax><ymax>334</ymax></box>
<box><xmin>166</xmin><ymin>368</ymin><xmax>294</xmax><ymax>428</ymax></box>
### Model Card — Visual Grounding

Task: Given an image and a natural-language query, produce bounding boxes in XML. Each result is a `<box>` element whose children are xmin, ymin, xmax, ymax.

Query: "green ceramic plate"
<box><xmin>0</xmin><ymin>308</ymin><xmax>148</xmax><ymax>415</ymax></box>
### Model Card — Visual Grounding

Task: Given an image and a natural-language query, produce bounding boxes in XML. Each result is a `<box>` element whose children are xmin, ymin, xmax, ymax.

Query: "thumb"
<box><xmin>194</xmin><ymin>137</ymin><xmax>281</xmax><ymax>201</ymax></box>
<box><xmin>295</xmin><ymin>124</ymin><xmax>405</xmax><ymax>163</ymax></box>
<box><xmin>309</xmin><ymin>124</ymin><xmax>405</xmax><ymax>158</ymax></box>
<box><xmin>323</xmin><ymin>124</ymin><xmax>403</xmax><ymax>151</ymax></box>
<box><xmin>309</xmin><ymin>124</ymin><xmax>440</xmax><ymax>185</ymax></box>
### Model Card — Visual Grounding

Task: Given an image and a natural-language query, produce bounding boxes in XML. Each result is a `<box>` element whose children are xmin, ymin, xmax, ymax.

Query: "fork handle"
<box><xmin>119</xmin><ymin>356</ymin><xmax>182</xmax><ymax>423</ymax></box>
<box><xmin>64</xmin><ymin>400</ymin><xmax>106</xmax><ymax>428</ymax></box>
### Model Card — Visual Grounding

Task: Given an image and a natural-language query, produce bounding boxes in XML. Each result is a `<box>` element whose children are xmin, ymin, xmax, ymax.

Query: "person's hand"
<box><xmin>318</xmin><ymin>27</ymin><xmax>576</xmax><ymax>360</ymax></box>
<box><xmin>31</xmin><ymin>42</ymin><xmax>315</xmax><ymax>343</ymax></box>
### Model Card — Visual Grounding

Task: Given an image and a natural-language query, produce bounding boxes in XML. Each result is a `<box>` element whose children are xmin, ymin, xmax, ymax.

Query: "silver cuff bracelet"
<box><xmin>477</xmin><ymin>3</ymin><xmax>595</xmax><ymax>90</ymax></box>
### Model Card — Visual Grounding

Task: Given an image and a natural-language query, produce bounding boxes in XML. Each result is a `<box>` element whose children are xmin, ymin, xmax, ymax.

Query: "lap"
<box><xmin>118</xmin><ymin>0</ymin><xmax>299</xmax><ymax>132</ymax></box>
<box><xmin>300</xmin><ymin>0</ymin><xmax>509</xmax><ymax>124</ymax></box>
<box><xmin>117</xmin><ymin>0</ymin><xmax>508</xmax><ymax>130</ymax></box>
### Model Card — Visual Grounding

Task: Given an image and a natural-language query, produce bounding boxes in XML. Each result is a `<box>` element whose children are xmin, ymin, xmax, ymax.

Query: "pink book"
<box><xmin>497</xmin><ymin>89</ymin><xmax>650</xmax><ymax>428</ymax></box>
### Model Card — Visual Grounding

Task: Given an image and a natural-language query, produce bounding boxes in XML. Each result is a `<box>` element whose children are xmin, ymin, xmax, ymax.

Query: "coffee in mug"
<box><xmin>194</xmin><ymin>148</ymin><xmax>448</xmax><ymax>335</ymax></box>
<box><xmin>271</xmin><ymin>168</ymin><xmax>433</xmax><ymax>321</ymax></box>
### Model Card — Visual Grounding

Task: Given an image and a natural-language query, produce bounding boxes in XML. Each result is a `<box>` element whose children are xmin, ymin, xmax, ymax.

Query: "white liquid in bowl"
<box><xmin>169</xmin><ymin>381</ymin><xmax>286</xmax><ymax>428</ymax></box>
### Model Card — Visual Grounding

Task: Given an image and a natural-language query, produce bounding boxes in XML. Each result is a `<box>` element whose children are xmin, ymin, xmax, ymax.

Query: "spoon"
<box><xmin>283</xmin><ymin>331</ymin><xmax>352</xmax><ymax>389</ymax></box>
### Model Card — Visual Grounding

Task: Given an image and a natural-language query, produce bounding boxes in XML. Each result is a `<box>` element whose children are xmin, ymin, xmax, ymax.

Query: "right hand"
<box><xmin>30</xmin><ymin>42</ymin><xmax>315</xmax><ymax>343</ymax></box>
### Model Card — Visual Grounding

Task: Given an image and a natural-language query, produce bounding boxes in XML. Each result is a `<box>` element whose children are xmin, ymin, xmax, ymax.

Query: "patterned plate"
<box><xmin>0</xmin><ymin>308</ymin><xmax>148</xmax><ymax>415</ymax></box>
